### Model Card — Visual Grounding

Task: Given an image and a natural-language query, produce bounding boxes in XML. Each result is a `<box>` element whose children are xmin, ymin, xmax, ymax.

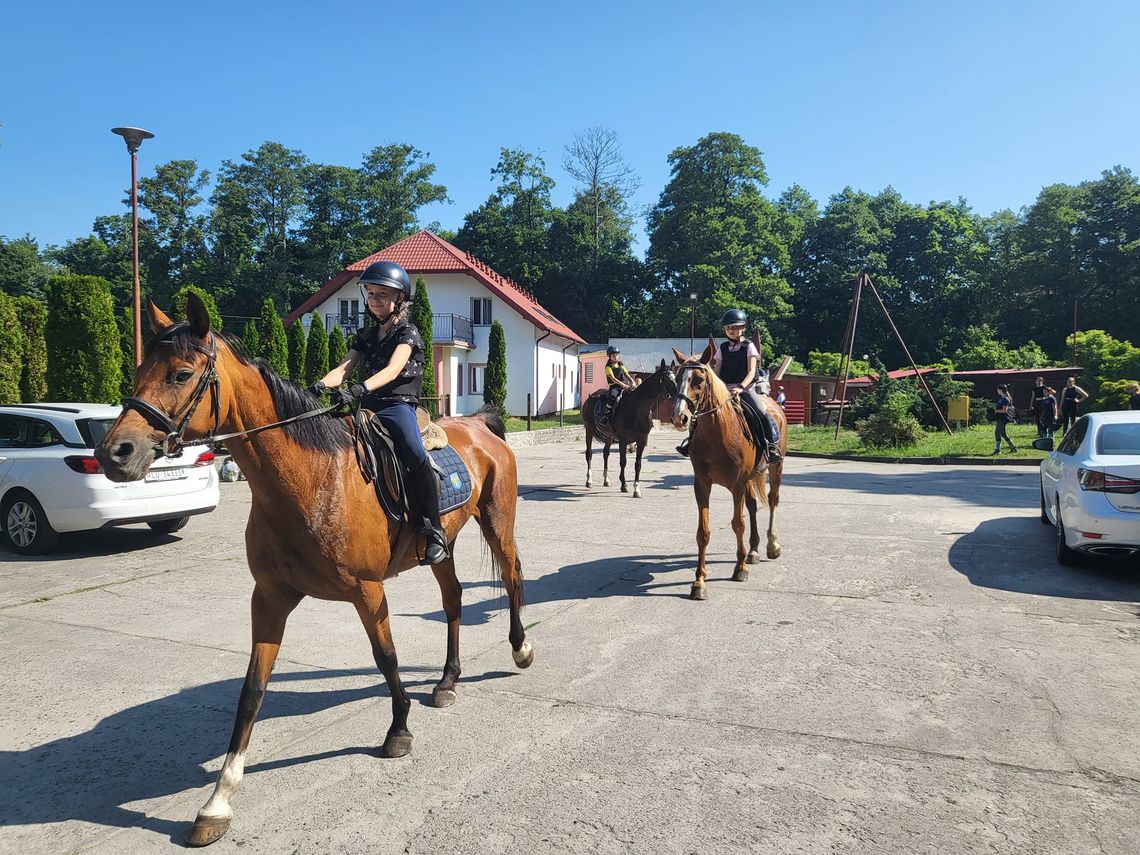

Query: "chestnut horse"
<box><xmin>670</xmin><ymin>343</ymin><xmax>786</xmax><ymax>601</ymax></box>
<box><xmin>94</xmin><ymin>296</ymin><xmax>531</xmax><ymax>847</ymax></box>
<box><xmin>581</xmin><ymin>360</ymin><xmax>677</xmax><ymax>497</ymax></box>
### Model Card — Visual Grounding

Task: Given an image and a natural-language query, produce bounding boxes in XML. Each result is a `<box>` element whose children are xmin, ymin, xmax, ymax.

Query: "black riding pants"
<box><xmin>739</xmin><ymin>387</ymin><xmax>781</xmax><ymax>445</ymax></box>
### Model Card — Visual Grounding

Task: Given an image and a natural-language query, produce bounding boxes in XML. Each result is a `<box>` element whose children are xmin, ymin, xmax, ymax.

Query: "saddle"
<box><xmin>735</xmin><ymin>394</ymin><xmax>771</xmax><ymax>476</ymax></box>
<box><xmin>352</xmin><ymin>407</ymin><xmax>472</xmax><ymax>522</ymax></box>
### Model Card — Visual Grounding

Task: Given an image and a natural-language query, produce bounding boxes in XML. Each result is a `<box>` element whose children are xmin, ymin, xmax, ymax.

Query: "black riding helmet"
<box><xmin>606</xmin><ymin>345</ymin><xmax>620</xmax><ymax>356</ymax></box>
<box><xmin>359</xmin><ymin>260</ymin><xmax>413</xmax><ymax>300</ymax></box>
<box><xmin>720</xmin><ymin>308</ymin><xmax>747</xmax><ymax>327</ymax></box>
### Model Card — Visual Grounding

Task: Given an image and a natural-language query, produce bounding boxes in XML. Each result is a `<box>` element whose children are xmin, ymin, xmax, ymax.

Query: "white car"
<box><xmin>1039</xmin><ymin>411</ymin><xmax>1140</xmax><ymax>564</ymax></box>
<box><xmin>0</xmin><ymin>403</ymin><xmax>220</xmax><ymax>554</ymax></box>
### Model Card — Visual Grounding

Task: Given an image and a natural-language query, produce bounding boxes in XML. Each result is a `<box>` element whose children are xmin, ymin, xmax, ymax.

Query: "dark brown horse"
<box><xmin>94</xmin><ymin>296</ymin><xmax>531</xmax><ymax>847</ymax></box>
<box><xmin>581</xmin><ymin>360</ymin><xmax>677</xmax><ymax>497</ymax></box>
<box><xmin>670</xmin><ymin>343</ymin><xmax>787</xmax><ymax>600</ymax></box>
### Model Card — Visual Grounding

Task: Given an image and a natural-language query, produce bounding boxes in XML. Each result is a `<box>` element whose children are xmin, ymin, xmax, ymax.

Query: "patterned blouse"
<box><xmin>350</xmin><ymin>320</ymin><xmax>425</xmax><ymax>406</ymax></box>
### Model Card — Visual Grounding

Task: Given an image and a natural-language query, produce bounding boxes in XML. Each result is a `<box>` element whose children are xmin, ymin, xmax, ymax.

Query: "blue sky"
<box><xmin>2</xmin><ymin>0</ymin><xmax>1137</xmax><ymax>254</ymax></box>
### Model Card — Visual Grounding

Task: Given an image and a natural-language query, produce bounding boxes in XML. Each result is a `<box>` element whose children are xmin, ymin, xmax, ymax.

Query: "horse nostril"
<box><xmin>111</xmin><ymin>441</ymin><xmax>135</xmax><ymax>462</ymax></box>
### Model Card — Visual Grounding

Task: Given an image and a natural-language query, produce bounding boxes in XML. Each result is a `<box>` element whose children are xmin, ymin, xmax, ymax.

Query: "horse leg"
<box><xmin>602</xmin><ymin>441</ymin><xmax>612</xmax><ymax>487</ymax></box>
<box><xmin>745</xmin><ymin>477</ymin><xmax>763</xmax><ymax>564</ymax></box>
<box><xmin>478</xmin><ymin>508</ymin><xmax>533</xmax><ymax>669</ymax></box>
<box><xmin>430</xmin><ymin>556</ymin><xmax>462</xmax><ymax>707</ymax></box>
<box><xmin>585</xmin><ymin>426</ymin><xmax>594</xmax><ymax>489</ymax></box>
<box><xmin>189</xmin><ymin>583</ymin><xmax>303</xmax><ymax>847</ymax></box>
<box><xmin>632</xmin><ymin>438</ymin><xmax>646</xmax><ymax>498</ymax></box>
<box><xmin>766</xmin><ymin>461</ymin><xmax>783</xmax><ymax>559</ymax></box>
<box><xmin>691</xmin><ymin>477</ymin><xmax>712</xmax><ymax>601</ymax></box>
<box><xmin>353</xmin><ymin>580</ymin><xmax>413</xmax><ymax>758</ymax></box>
<box><xmin>618</xmin><ymin>441</ymin><xmax>629</xmax><ymax>493</ymax></box>
<box><xmin>731</xmin><ymin>486</ymin><xmax>748</xmax><ymax>582</ymax></box>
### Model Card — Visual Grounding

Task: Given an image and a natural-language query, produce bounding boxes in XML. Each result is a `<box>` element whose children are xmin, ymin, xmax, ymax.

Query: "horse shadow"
<box><xmin>517</xmin><ymin>485</ymin><xmax>581</xmax><ymax>502</ymax></box>
<box><xmin>948</xmin><ymin>516</ymin><xmax>1140</xmax><ymax>603</ymax></box>
<box><xmin>0</xmin><ymin>666</ymin><xmax>517</xmax><ymax>842</ymax></box>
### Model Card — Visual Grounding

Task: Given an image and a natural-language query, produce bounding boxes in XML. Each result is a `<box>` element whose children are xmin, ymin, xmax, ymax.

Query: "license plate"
<box><xmin>145</xmin><ymin>467</ymin><xmax>187</xmax><ymax>482</ymax></box>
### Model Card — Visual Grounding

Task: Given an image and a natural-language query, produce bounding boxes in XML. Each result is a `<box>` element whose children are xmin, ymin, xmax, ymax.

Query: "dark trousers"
<box><xmin>1060</xmin><ymin>404</ymin><xmax>1078</xmax><ymax>435</ymax></box>
<box><xmin>994</xmin><ymin>417</ymin><xmax>1014</xmax><ymax>450</ymax></box>
<box><xmin>739</xmin><ymin>387</ymin><xmax>781</xmax><ymax>446</ymax></box>
<box><xmin>370</xmin><ymin>400</ymin><xmax>428</xmax><ymax>468</ymax></box>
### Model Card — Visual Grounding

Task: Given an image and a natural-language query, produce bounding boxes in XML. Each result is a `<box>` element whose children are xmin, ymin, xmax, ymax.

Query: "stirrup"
<box><xmin>421</xmin><ymin>526</ymin><xmax>449</xmax><ymax>565</ymax></box>
<box><xmin>676</xmin><ymin>437</ymin><xmax>690</xmax><ymax>457</ymax></box>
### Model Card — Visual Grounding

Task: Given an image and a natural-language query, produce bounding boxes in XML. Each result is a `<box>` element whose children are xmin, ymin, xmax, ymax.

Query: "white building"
<box><xmin>285</xmin><ymin>230</ymin><xmax>584</xmax><ymax>416</ymax></box>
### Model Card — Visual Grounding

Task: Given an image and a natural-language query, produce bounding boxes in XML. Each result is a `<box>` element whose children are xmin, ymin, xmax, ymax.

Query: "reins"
<box><xmin>676</xmin><ymin>364</ymin><xmax>735</xmax><ymax>422</ymax></box>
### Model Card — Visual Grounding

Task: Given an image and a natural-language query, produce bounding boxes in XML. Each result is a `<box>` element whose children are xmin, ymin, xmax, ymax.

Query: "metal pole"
<box><xmin>130</xmin><ymin>149</ymin><xmax>142</xmax><ymax>367</ymax></box>
<box><xmin>526</xmin><ymin>393</ymin><xmax>532</xmax><ymax>431</ymax></box>
<box><xmin>690</xmin><ymin>303</ymin><xmax>695</xmax><ymax>355</ymax></box>
<box><xmin>834</xmin><ymin>275</ymin><xmax>864</xmax><ymax>439</ymax></box>
<box><xmin>1071</xmin><ymin>300</ymin><xmax>1078</xmax><ymax>367</ymax></box>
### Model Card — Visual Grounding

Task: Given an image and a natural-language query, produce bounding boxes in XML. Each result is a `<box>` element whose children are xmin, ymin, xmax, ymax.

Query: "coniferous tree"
<box><xmin>484</xmin><ymin>319</ymin><xmax>507</xmax><ymax>418</ymax></box>
<box><xmin>303</xmin><ymin>313</ymin><xmax>329</xmax><ymax>386</ymax></box>
<box><xmin>258</xmin><ymin>297</ymin><xmax>289</xmax><ymax>376</ymax></box>
<box><xmin>45</xmin><ymin>274</ymin><xmax>123</xmax><ymax>403</ymax></box>
<box><xmin>287</xmin><ymin>318</ymin><xmax>307</xmax><ymax>382</ymax></box>
<box><xmin>0</xmin><ymin>292</ymin><xmax>26</xmax><ymax>404</ymax></box>
<box><xmin>410</xmin><ymin>276</ymin><xmax>437</xmax><ymax>413</ymax></box>
<box><xmin>115</xmin><ymin>306</ymin><xmax>135</xmax><ymax>398</ymax></box>
<box><xmin>328</xmin><ymin>324</ymin><xmax>348</xmax><ymax>371</ymax></box>
<box><xmin>171</xmin><ymin>284</ymin><xmax>223</xmax><ymax>331</ymax></box>
<box><xmin>13</xmin><ymin>296</ymin><xmax>47</xmax><ymax>403</ymax></box>
<box><xmin>241</xmin><ymin>318</ymin><xmax>261</xmax><ymax>358</ymax></box>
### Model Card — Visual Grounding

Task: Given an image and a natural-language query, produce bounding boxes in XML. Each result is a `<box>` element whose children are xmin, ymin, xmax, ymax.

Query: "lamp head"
<box><xmin>111</xmin><ymin>126</ymin><xmax>155</xmax><ymax>154</ymax></box>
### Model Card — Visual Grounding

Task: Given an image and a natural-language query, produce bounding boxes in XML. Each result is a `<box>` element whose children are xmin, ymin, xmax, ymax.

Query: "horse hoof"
<box><xmin>188</xmin><ymin>814</ymin><xmax>231</xmax><ymax>847</ymax></box>
<box><xmin>767</xmin><ymin>544</ymin><xmax>782</xmax><ymax>560</ymax></box>
<box><xmin>746</xmin><ymin>551</ymin><xmax>761</xmax><ymax>564</ymax></box>
<box><xmin>586</xmin><ymin>478</ymin><xmax>592</xmax><ymax>488</ymax></box>
<box><xmin>512</xmin><ymin>639</ymin><xmax>535</xmax><ymax>669</ymax></box>
<box><xmin>732</xmin><ymin>568</ymin><xmax>749</xmax><ymax>582</ymax></box>
<box><xmin>632</xmin><ymin>487</ymin><xmax>642</xmax><ymax>498</ymax></box>
<box><xmin>603</xmin><ymin>478</ymin><xmax>610</xmax><ymax>487</ymax></box>
<box><xmin>620</xmin><ymin>484</ymin><xmax>628</xmax><ymax>493</ymax></box>
<box><xmin>381</xmin><ymin>732</ymin><xmax>414</xmax><ymax>758</ymax></box>
<box><xmin>689</xmin><ymin>584</ymin><xmax>708</xmax><ymax>601</ymax></box>
<box><xmin>432</xmin><ymin>687</ymin><xmax>458</xmax><ymax>708</ymax></box>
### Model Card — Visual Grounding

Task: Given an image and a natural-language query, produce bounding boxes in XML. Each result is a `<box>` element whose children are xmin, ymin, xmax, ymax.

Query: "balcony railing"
<box><xmin>326</xmin><ymin>312</ymin><xmax>365</xmax><ymax>335</ymax></box>
<box><xmin>433</xmin><ymin>313</ymin><xmax>474</xmax><ymax>347</ymax></box>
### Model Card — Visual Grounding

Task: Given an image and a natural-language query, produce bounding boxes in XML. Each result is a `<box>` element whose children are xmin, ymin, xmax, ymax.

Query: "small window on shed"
<box><xmin>584</xmin><ymin>363</ymin><xmax>594</xmax><ymax>383</ymax></box>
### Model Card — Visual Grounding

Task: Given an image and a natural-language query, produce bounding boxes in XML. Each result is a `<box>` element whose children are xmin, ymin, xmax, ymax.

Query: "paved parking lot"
<box><xmin>2</xmin><ymin>430</ymin><xmax>1138</xmax><ymax>854</ymax></box>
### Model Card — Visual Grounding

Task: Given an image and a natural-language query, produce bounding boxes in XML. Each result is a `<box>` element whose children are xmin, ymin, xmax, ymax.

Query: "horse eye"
<box><xmin>171</xmin><ymin>369</ymin><xmax>194</xmax><ymax>383</ymax></box>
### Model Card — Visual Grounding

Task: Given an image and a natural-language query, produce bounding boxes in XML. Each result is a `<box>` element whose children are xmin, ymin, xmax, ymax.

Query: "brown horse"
<box><xmin>580</xmin><ymin>360</ymin><xmax>677</xmax><ymax>497</ymax></box>
<box><xmin>93</xmin><ymin>296</ymin><xmax>531</xmax><ymax>847</ymax></box>
<box><xmin>670</xmin><ymin>343</ymin><xmax>786</xmax><ymax>601</ymax></box>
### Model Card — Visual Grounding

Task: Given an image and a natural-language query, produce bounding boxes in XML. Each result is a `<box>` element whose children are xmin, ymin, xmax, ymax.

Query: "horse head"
<box><xmin>95</xmin><ymin>293</ymin><xmax>233</xmax><ymax>482</ymax></box>
<box><xmin>669</xmin><ymin>340</ymin><xmax>728</xmax><ymax>432</ymax></box>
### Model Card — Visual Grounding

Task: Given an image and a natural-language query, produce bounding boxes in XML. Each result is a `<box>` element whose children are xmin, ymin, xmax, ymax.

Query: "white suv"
<box><xmin>0</xmin><ymin>403</ymin><xmax>220</xmax><ymax>554</ymax></box>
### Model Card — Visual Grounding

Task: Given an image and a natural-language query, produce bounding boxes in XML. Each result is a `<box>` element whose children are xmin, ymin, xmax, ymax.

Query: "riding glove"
<box><xmin>333</xmin><ymin>383</ymin><xmax>367</xmax><ymax>407</ymax></box>
<box><xmin>307</xmin><ymin>380</ymin><xmax>327</xmax><ymax>398</ymax></box>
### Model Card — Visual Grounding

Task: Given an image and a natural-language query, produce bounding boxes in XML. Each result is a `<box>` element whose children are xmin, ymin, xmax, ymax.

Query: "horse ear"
<box><xmin>699</xmin><ymin>337</ymin><xmax>717</xmax><ymax>364</ymax></box>
<box><xmin>147</xmin><ymin>298</ymin><xmax>174</xmax><ymax>334</ymax></box>
<box><xmin>671</xmin><ymin>346</ymin><xmax>688</xmax><ymax>364</ymax></box>
<box><xmin>659</xmin><ymin>358</ymin><xmax>666</xmax><ymax>370</ymax></box>
<box><xmin>185</xmin><ymin>292</ymin><xmax>211</xmax><ymax>338</ymax></box>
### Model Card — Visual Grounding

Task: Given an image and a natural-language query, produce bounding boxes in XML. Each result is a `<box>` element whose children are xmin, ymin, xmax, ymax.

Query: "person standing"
<box><xmin>1040</xmin><ymin>386</ymin><xmax>1060</xmax><ymax>438</ymax></box>
<box><xmin>1128</xmin><ymin>383</ymin><xmax>1140</xmax><ymax>410</ymax></box>
<box><xmin>993</xmin><ymin>384</ymin><xmax>1017</xmax><ymax>454</ymax></box>
<box><xmin>1059</xmin><ymin>376</ymin><xmax>1089</xmax><ymax>434</ymax></box>
<box><xmin>1028</xmin><ymin>376</ymin><xmax>1048</xmax><ymax>437</ymax></box>
<box><xmin>775</xmin><ymin>386</ymin><xmax>787</xmax><ymax>408</ymax></box>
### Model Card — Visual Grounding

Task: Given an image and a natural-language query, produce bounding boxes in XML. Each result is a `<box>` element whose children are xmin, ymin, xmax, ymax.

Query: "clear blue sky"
<box><xmin>2</xmin><ymin>0</ymin><xmax>1137</xmax><ymax>254</ymax></box>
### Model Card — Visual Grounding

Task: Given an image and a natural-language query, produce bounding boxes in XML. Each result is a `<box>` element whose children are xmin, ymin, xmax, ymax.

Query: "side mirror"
<box><xmin>1032</xmin><ymin>437</ymin><xmax>1054</xmax><ymax>452</ymax></box>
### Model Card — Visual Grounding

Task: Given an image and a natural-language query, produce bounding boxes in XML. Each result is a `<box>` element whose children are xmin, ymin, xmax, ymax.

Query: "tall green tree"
<box><xmin>484</xmin><ymin>319</ymin><xmax>507</xmax><ymax>418</ymax></box>
<box><xmin>303</xmin><ymin>313</ymin><xmax>329</xmax><ymax>386</ymax></box>
<box><xmin>287</xmin><ymin>317</ymin><xmax>307</xmax><ymax>381</ymax></box>
<box><xmin>241</xmin><ymin>318</ymin><xmax>261</xmax><ymax>358</ymax></box>
<box><xmin>0</xmin><ymin>236</ymin><xmax>54</xmax><ymax>300</ymax></box>
<box><xmin>171</xmin><ymin>284</ymin><xmax>223</xmax><ymax>331</ymax></box>
<box><xmin>0</xmin><ymin>292</ymin><xmax>25</xmax><ymax>404</ymax></box>
<box><xmin>137</xmin><ymin>159</ymin><xmax>211</xmax><ymax>304</ymax></box>
<box><xmin>115</xmin><ymin>306</ymin><xmax>136</xmax><ymax>399</ymax></box>
<box><xmin>409</xmin><ymin>276</ymin><xmax>437</xmax><ymax>412</ymax></box>
<box><xmin>258</xmin><ymin>297</ymin><xmax>289</xmax><ymax>377</ymax></box>
<box><xmin>45</xmin><ymin>274</ymin><xmax>123</xmax><ymax>403</ymax></box>
<box><xmin>328</xmin><ymin>324</ymin><xmax>348</xmax><ymax>371</ymax></box>
<box><xmin>647</xmin><ymin>132</ymin><xmax>794</xmax><ymax>339</ymax></box>
<box><xmin>355</xmin><ymin>144</ymin><xmax>450</xmax><ymax>252</ymax></box>
<box><xmin>13</xmin><ymin>296</ymin><xmax>47</xmax><ymax>402</ymax></box>
<box><xmin>47</xmin><ymin>215</ymin><xmax>140</xmax><ymax>305</ymax></box>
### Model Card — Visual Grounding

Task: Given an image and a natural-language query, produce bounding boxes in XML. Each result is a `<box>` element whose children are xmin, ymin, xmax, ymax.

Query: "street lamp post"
<box><xmin>111</xmin><ymin>126</ymin><xmax>155</xmax><ymax>368</ymax></box>
<box><xmin>689</xmin><ymin>292</ymin><xmax>698</xmax><ymax>355</ymax></box>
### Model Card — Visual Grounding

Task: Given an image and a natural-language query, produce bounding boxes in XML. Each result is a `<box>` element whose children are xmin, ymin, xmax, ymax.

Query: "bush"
<box><xmin>484</xmin><ymin>319</ymin><xmax>507</xmax><ymax>418</ymax></box>
<box><xmin>850</xmin><ymin>359</ymin><xmax>921</xmax><ymax>423</ymax></box>
<box><xmin>258</xmin><ymin>298</ymin><xmax>288</xmax><ymax>377</ymax></box>
<box><xmin>855</xmin><ymin>391</ymin><xmax>926</xmax><ymax>448</ymax></box>
<box><xmin>0</xmin><ymin>292</ymin><xmax>25</xmax><ymax>404</ymax></box>
<box><xmin>303</xmin><ymin>313</ymin><xmax>329</xmax><ymax>386</ymax></box>
<box><xmin>328</xmin><ymin>324</ymin><xmax>347</xmax><ymax>371</ymax></box>
<box><xmin>14</xmin><ymin>296</ymin><xmax>47</xmax><ymax>403</ymax></box>
<box><xmin>410</xmin><ymin>276</ymin><xmax>437</xmax><ymax>413</ymax></box>
<box><xmin>171</xmin><ymin>285</ymin><xmax>222</xmax><ymax>331</ymax></box>
<box><xmin>241</xmin><ymin>318</ymin><xmax>261</xmax><ymax>358</ymax></box>
<box><xmin>1094</xmin><ymin>379</ymin><xmax>1140</xmax><ymax>411</ymax></box>
<box><xmin>45</xmin><ymin>274</ymin><xmax>123</xmax><ymax>403</ymax></box>
<box><xmin>115</xmin><ymin>306</ymin><xmax>135</xmax><ymax>399</ymax></box>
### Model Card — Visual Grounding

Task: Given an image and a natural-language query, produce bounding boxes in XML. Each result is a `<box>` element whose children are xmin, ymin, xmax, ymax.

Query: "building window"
<box><xmin>457</xmin><ymin>366</ymin><xmax>464</xmax><ymax>397</ymax></box>
<box><xmin>470</xmin><ymin>364</ymin><xmax>485</xmax><ymax>395</ymax></box>
<box><xmin>584</xmin><ymin>363</ymin><xmax>594</xmax><ymax>383</ymax></box>
<box><xmin>472</xmin><ymin>297</ymin><xmax>492</xmax><ymax>326</ymax></box>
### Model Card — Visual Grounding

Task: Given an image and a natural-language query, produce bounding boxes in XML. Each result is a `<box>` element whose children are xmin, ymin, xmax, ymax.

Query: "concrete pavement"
<box><xmin>1</xmin><ymin>429</ymin><xmax>1138</xmax><ymax>854</ymax></box>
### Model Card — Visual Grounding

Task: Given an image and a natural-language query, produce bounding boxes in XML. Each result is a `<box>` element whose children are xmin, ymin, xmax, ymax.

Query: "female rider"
<box><xmin>311</xmin><ymin>260</ymin><xmax>448</xmax><ymax>565</ymax></box>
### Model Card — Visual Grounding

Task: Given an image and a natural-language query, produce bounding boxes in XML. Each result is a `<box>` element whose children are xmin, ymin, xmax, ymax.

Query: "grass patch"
<box><xmin>505</xmin><ymin>409</ymin><xmax>582</xmax><ymax>433</ymax></box>
<box><xmin>788</xmin><ymin>423</ymin><xmax>1049</xmax><ymax>459</ymax></box>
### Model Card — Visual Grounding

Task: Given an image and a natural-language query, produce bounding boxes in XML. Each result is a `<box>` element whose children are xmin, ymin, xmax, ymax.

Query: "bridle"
<box><xmin>122</xmin><ymin>325</ymin><xmax>336</xmax><ymax>457</ymax></box>
<box><xmin>675</xmin><ymin>363</ymin><xmax>733</xmax><ymax>421</ymax></box>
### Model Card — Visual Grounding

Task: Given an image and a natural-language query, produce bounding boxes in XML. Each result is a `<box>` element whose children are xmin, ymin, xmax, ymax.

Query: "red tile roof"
<box><xmin>285</xmin><ymin>230</ymin><xmax>585</xmax><ymax>344</ymax></box>
<box><xmin>845</xmin><ymin>367</ymin><xmax>940</xmax><ymax>386</ymax></box>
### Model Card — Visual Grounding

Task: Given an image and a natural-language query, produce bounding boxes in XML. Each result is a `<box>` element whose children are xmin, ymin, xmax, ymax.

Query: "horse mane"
<box><xmin>686</xmin><ymin>359</ymin><xmax>731</xmax><ymax>411</ymax></box>
<box><xmin>148</xmin><ymin>323</ymin><xmax>352</xmax><ymax>454</ymax></box>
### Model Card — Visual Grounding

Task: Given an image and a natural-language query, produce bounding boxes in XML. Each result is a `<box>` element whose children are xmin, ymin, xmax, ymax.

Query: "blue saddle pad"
<box><xmin>430</xmin><ymin>445</ymin><xmax>473</xmax><ymax>514</ymax></box>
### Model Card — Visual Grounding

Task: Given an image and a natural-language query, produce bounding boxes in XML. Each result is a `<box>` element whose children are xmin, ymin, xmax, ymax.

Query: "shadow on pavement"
<box><xmin>949</xmin><ymin>516</ymin><xmax>1140</xmax><ymax>602</ymax></box>
<box><xmin>0</xmin><ymin>666</ymin><xmax>518</xmax><ymax>842</ymax></box>
<box><xmin>0</xmin><ymin>528</ymin><xmax>181</xmax><ymax>562</ymax></box>
<box><xmin>517</xmin><ymin>485</ymin><xmax>581</xmax><ymax>502</ymax></box>
<box><xmin>783</xmin><ymin>467</ymin><xmax>1037</xmax><ymax>509</ymax></box>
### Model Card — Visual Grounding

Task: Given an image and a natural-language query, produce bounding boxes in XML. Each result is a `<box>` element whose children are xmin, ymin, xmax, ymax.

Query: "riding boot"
<box><xmin>676</xmin><ymin>436</ymin><xmax>690</xmax><ymax>457</ymax></box>
<box><xmin>408</xmin><ymin>458</ymin><xmax>449</xmax><ymax>565</ymax></box>
<box><xmin>763</xmin><ymin>410</ymin><xmax>783</xmax><ymax>462</ymax></box>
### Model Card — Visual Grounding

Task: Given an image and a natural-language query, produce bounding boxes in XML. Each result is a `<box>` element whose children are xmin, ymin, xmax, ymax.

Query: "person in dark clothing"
<box><xmin>311</xmin><ymin>260</ymin><xmax>448</xmax><ymax>565</ymax></box>
<box><xmin>1129</xmin><ymin>383</ymin><xmax>1140</xmax><ymax>411</ymax></box>
<box><xmin>1040</xmin><ymin>386</ymin><xmax>1059</xmax><ymax>438</ymax></box>
<box><xmin>993</xmin><ymin>384</ymin><xmax>1017</xmax><ymax>454</ymax></box>
<box><xmin>1059</xmin><ymin>376</ymin><xmax>1089</xmax><ymax>434</ymax></box>
<box><xmin>713</xmin><ymin>309</ymin><xmax>782</xmax><ymax>462</ymax></box>
<box><xmin>1028</xmin><ymin>376</ymin><xmax>1048</xmax><ymax>437</ymax></box>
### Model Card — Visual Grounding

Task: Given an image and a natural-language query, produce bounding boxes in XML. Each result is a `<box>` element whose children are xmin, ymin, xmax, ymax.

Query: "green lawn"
<box><xmin>504</xmin><ymin>409</ymin><xmax>583</xmax><ymax>433</ymax></box>
<box><xmin>788</xmin><ymin>422</ymin><xmax>1049</xmax><ymax>459</ymax></box>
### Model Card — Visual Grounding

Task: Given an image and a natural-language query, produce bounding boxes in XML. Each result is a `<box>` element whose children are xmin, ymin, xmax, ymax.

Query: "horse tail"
<box><xmin>470</xmin><ymin>404</ymin><xmax>507</xmax><ymax>440</ymax></box>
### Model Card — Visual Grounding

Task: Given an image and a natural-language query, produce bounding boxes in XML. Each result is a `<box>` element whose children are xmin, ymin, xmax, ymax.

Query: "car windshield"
<box><xmin>1096</xmin><ymin>423</ymin><xmax>1140</xmax><ymax>456</ymax></box>
<box><xmin>76</xmin><ymin>418</ymin><xmax>117</xmax><ymax>449</ymax></box>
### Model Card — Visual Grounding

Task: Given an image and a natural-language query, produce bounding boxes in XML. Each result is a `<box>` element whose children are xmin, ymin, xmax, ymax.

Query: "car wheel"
<box><xmin>1055</xmin><ymin>506</ymin><xmax>1079</xmax><ymax>566</ymax></box>
<box><xmin>2</xmin><ymin>490</ymin><xmax>60</xmax><ymax>555</ymax></box>
<box><xmin>1039</xmin><ymin>484</ymin><xmax>1051</xmax><ymax>525</ymax></box>
<box><xmin>147</xmin><ymin>516</ymin><xmax>190</xmax><ymax>534</ymax></box>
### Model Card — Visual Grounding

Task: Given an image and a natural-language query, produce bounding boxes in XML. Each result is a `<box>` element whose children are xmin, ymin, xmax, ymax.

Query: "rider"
<box><xmin>713</xmin><ymin>309</ymin><xmax>782</xmax><ymax>462</ymax></box>
<box><xmin>604</xmin><ymin>345</ymin><xmax>635</xmax><ymax>415</ymax></box>
<box><xmin>310</xmin><ymin>260</ymin><xmax>448</xmax><ymax>565</ymax></box>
